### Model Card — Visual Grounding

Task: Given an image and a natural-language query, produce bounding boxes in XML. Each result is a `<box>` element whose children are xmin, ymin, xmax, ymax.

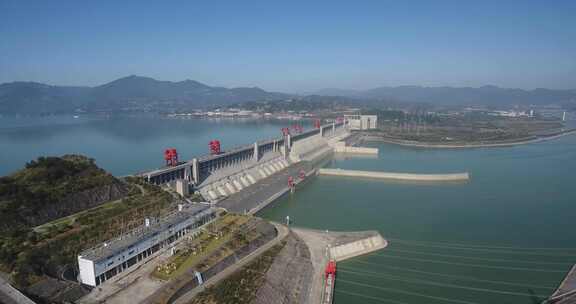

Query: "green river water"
<box><xmin>259</xmin><ymin>135</ymin><xmax>576</xmax><ymax>304</ymax></box>
<box><xmin>1</xmin><ymin>116</ymin><xmax>575</xmax><ymax>304</ymax></box>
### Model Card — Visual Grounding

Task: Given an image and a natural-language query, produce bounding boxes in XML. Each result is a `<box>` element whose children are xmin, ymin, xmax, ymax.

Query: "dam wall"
<box><xmin>319</xmin><ymin>168</ymin><xmax>470</xmax><ymax>182</ymax></box>
<box><xmin>330</xmin><ymin>234</ymin><xmax>387</xmax><ymax>262</ymax></box>
<box><xmin>139</xmin><ymin>121</ymin><xmax>350</xmax><ymax>203</ymax></box>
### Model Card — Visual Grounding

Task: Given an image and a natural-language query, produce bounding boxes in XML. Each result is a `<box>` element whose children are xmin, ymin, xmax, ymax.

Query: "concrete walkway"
<box><xmin>0</xmin><ymin>275</ymin><xmax>36</xmax><ymax>304</ymax></box>
<box><xmin>217</xmin><ymin>161</ymin><xmax>314</xmax><ymax>214</ymax></box>
<box><xmin>292</xmin><ymin>228</ymin><xmax>387</xmax><ymax>304</ymax></box>
<box><xmin>549</xmin><ymin>264</ymin><xmax>576</xmax><ymax>303</ymax></box>
<box><xmin>78</xmin><ymin>249</ymin><xmax>172</xmax><ymax>304</ymax></box>
<box><xmin>172</xmin><ymin>222</ymin><xmax>290</xmax><ymax>304</ymax></box>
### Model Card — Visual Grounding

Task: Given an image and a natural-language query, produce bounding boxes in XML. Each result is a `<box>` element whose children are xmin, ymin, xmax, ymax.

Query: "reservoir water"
<box><xmin>260</xmin><ymin>134</ymin><xmax>576</xmax><ymax>304</ymax></box>
<box><xmin>0</xmin><ymin>115</ymin><xmax>295</xmax><ymax>176</ymax></box>
<box><xmin>2</xmin><ymin>115</ymin><xmax>575</xmax><ymax>304</ymax></box>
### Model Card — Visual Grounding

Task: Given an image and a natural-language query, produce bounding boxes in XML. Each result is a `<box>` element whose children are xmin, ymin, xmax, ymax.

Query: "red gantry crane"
<box><xmin>164</xmin><ymin>148</ymin><xmax>178</xmax><ymax>166</ymax></box>
<box><xmin>314</xmin><ymin>119</ymin><xmax>321</xmax><ymax>129</ymax></box>
<box><xmin>209</xmin><ymin>140</ymin><xmax>221</xmax><ymax>155</ymax></box>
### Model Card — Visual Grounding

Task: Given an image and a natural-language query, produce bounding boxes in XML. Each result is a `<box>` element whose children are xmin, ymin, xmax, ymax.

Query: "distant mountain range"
<box><xmin>0</xmin><ymin>75</ymin><xmax>287</xmax><ymax>114</ymax></box>
<box><xmin>314</xmin><ymin>85</ymin><xmax>576</xmax><ymax>106</ymax></box>
<box><xmin>1</xmin><ymin>76</ymin><xmax>575</xmax><ymax>114</ymax></box>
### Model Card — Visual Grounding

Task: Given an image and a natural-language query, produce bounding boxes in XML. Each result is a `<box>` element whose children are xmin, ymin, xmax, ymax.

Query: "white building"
<box><xmin>344</xmin><ymin>115</ymin><xmax>378</xmax><ymax>130</ymax></box>
<box><xmin>77</xmin><ymin>204</ymin><xmax>217</xmax><ymax>287</ymax></box>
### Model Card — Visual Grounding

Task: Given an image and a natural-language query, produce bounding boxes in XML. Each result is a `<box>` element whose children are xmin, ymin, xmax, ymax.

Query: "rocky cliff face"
<box><xmin>0</xmin><ymin>155</ymin><xmax>132</xmax><ymax>232</ymax></box>
<box><xmin>24</xmin><ymin>181</ymin><xmax>130</xmax><ymax>227</ymax></box>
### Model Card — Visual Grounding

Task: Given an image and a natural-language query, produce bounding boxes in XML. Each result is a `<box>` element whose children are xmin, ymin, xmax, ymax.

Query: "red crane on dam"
<box><xmin>291</xmin><ymin>124</ymin><xmax>303</xmax><ymax>134</ymax></box>
<box><xmin>209</xmin><ymin>140</ymin><xmax>221</xmax><ymax>155</ymax></box>
<box><xmin>281</xmin><ymin>127</ymin><xmax>291</xmax><ymax>136</ymax></box>
<box><xmin>314</xmin><ymin>119</ymin><xmax>321</xmax><ymax>129</ymax></box>
<box><xmin>288</xmin><ymin>176</ymin><xmax>294</xmax><ymax>188</ymax></box>
<box><xmin>299</xmin><ymin>169</ymin><xmax>306</xmax><ymax>180</ymax></box>
<box><xmin>164</xmin><ymin>148</ymin><xmax>178</xmax><ymax>166</ymax></box>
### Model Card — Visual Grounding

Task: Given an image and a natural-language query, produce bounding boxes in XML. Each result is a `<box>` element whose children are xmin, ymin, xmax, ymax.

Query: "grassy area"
<box><xmin>33</xmin><ymin>196</ymin><xmax>125</xmax><ymax>235</ymax></box>
<box><xmin>188</xmin><ymin>240</ymin><xmax>287</xmax><ymax>304</ymax></box>
<box><xmin>152</xmin><ymin>214</ymin><xmax>250</xmax><ymax>281</ymax></box>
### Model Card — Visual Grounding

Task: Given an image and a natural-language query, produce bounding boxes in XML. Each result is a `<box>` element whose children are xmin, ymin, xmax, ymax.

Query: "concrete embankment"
<box><xmin>548</xmin><ymin>264</ymin><xmax>576</xmax><ymax>303</ymax></box>
<box><xmin>334</xmin><ymin>145</ymin><xmax>378</xmax><ymax>154</ymax></box>
<box><xmin>318</xmin><ymin>168</ymin><xmax>470</xmax><ymax>182</ymax></box>
<box><xmin>332</xmin><ymin>141</ymin><xmax>378</xmax><ymax>154</ymax></box>
<box><xmin>0</xmin><ymin>275</ymin><xmax>36</xmax><ymax>304</ymax></box>
<box><xmin>330</xmin><ymin>234</ymin><xmax>387</xmax><ymax>262</ymax></box>
<box><xmin>292</xmin><ymin>228</ymin><xmax>387</xmax><ymax>304</ymax></box>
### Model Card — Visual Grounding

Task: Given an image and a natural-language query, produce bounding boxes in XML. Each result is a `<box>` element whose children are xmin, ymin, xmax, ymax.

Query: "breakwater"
<box><xmin>332</xmin><ymin>141</ymin><xmax>378</xmax><ymax>154</ymax></box>
<box><xmin>318</xmin><ymin>168</ymin><xmax>470</xmax><ymax>182</ymax></box>
<box><xmin>329</xmin><ymin>234</ymin><xmax>387</xmax><ymax>262</ymax></box>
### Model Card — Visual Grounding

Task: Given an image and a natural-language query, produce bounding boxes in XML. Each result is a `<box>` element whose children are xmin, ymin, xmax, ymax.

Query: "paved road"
<box><xmin>0</xmin><ymin>275</ymin><xmax>36</xmax><ymax>304</ymax></box>
<box><xmin>550</xmin><ymin>264</ymin><xmax>576</xmax><ymax>303</ymax></box>
<box><xmin>173</xmin><ymin>222</ymin><xmax>290</xmax><ymax>304</ymax></box>
<box><xmin>217</xmin><ymin>161</ymin><xmax>314</xmax><ymax>214</ymax></box>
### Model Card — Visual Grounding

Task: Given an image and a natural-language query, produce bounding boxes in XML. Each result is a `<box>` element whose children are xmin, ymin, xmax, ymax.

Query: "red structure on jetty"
<box><xmin>322</xmin><ymin>260</ymin><xmax>337</xmax><ymax>304</ymax></box>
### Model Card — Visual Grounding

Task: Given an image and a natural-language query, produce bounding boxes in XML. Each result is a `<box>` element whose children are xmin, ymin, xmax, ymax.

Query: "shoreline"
<box><xmin>362</xmin><ymin>129</ymin><xmax>576</xmax><ymax>149</ymax></box>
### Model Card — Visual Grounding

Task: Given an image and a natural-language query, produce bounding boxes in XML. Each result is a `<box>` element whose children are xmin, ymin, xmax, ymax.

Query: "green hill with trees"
<box><xmin>0</xmin><ymin>155</ymin><xmax>175</xmax><ymax>299</ymax></box>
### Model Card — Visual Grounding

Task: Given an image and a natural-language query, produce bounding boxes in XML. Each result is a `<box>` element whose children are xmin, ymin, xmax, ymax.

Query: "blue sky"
<box><xmin>1</xmin><ymin>0</ymin><xmax>575</xmax><ymax>92</ymax></box>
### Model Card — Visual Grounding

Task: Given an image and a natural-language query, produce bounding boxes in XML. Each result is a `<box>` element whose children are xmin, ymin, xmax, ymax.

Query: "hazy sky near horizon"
<box><xmin>1</xmin><ymin>0</ymin><xmax>575</xmax><ymax>92</ymax></box>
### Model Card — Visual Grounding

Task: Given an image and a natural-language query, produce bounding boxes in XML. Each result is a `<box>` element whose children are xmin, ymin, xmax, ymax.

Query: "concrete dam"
<box><xmin>138</xmin><ymin>121</ymin><xmax>353</xmax><ymax>204</ymax></box>
<box><xmin>138</xmin><ymin>118</ymin><xmax>471</xmax><ymax>215</ymax></box>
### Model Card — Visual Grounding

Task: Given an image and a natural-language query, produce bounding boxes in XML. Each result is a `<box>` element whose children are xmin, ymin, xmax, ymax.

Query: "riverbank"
<box><xmin>361</xmin><ymin>128</ymin><xmax>576</xmax><ymax>149</ymax></box>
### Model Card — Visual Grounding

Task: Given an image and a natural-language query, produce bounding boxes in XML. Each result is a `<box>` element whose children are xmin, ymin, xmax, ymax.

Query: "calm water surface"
<box><xmin>0</xmin><ymin>115</ymin><xmax>296</xmax><ymax>176</ymax></box>
<box><xmin>2</xmin><ymin>116</ymin><xmax>575</xmax><ymax>304</ymax></box>
<box><xmin>259</xmin><ymin>135</ymin><xmax>576</xmax><ymax>304</ymax></box>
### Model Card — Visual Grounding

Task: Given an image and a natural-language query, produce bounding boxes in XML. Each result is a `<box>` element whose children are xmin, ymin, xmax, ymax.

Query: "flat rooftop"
<box><xmin>79</xmin><ymin>204</ymin><xmax>213</xmax><ymax>262</ymax></box>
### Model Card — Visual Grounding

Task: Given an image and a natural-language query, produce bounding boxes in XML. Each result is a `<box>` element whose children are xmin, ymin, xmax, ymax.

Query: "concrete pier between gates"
<box><xmin>318</xmin><ymin>168</ymin><xmax>470</xmax><ymax>182</ymax></box>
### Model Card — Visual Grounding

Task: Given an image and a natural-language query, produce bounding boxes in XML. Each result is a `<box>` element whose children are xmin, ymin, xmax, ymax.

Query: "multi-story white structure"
<box><xmin>344</xmin><ymin>115</ymin><xmax>378</xmax><ymax>130</ymax></box>
<box><xmin>77</xmin><ymin>204</ymin><xmax>217</xmax><ymax>287</ymax></box>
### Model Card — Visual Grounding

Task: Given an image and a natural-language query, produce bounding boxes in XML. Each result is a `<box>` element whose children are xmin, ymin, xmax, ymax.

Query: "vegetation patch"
<box><xmin>364</xmin><ymin>110</ymin><xmax>565</xmax><ymax>145</ymax></box>
<box><xmin>187</xmin><ymin>241</ymin><xmax>286</xmax><ymax>304</ymax></box>
<box><xmin>152</xmin><ymin>214</ymin><xmax>250</xmax><ymax>280</ymax></box>
<box><xmin>0</xmin><ymin>156</ymin><xmax>176</xmax><ymax>288</ymax></box>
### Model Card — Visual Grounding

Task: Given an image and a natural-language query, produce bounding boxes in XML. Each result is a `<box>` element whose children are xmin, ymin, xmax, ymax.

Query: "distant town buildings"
<box><xmin>488</xmin><ymin>110</ymin><xmax>534</xmax><ymax>118</ymax></box>
<box><xmin>344</xmin><ymin>114</ymin><xmax>378</xmax><ymax>130</ymax></box>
